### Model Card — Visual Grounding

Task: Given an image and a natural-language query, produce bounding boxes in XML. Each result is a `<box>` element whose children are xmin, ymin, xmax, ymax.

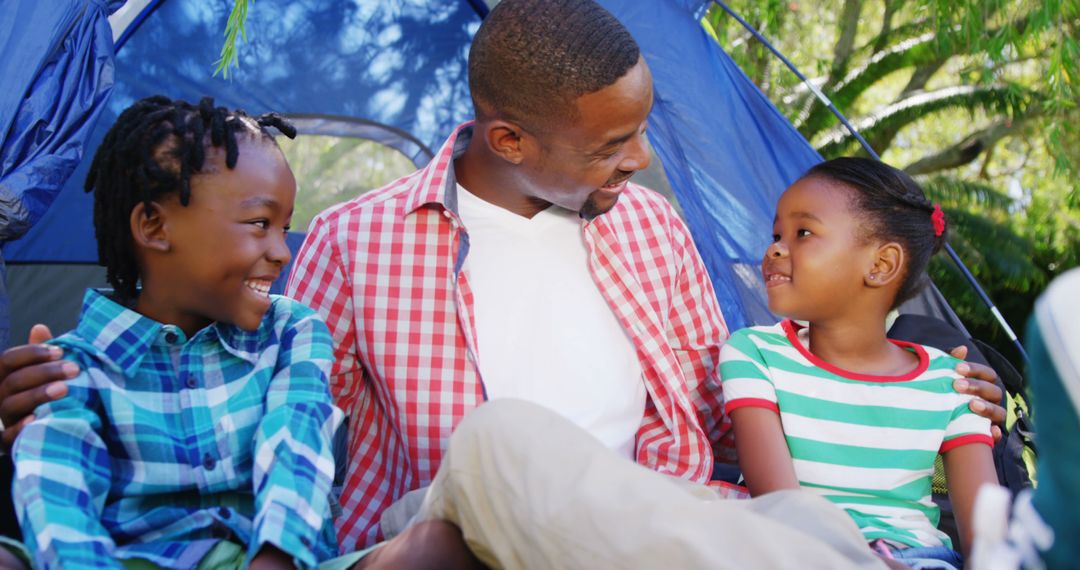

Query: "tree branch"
<box><xmin>815</xmin><ymin>84</ymin><xmax>1026</xmax><ymax>156</ymax></box>
<box><xmin>797</xmin><ymin>30</ymin><xmax>941</xmax><ymax>135</ymax></box>
<box><xmin>904</xmin><ymin>115</ymin><xmax>1035</xmax><ymax>175</ymax></box>
<box><xmin>798</xmin><ymin>10</ymin><xmax>1034</xmax><ymax>138</ymax></box>
<box><xmin>872</xmin><ymin>0</ymin><xmax>907</xmax><ymax>53</ymax></box>
<box><xmin>826</xmin><ymin>0</ymin><xmax>865</xmax><ymax>89</ymax></box>
<box><xmin>898</xmin><ymin>60</ymin><xmax>946</xmax><ymax>98</ymax></box>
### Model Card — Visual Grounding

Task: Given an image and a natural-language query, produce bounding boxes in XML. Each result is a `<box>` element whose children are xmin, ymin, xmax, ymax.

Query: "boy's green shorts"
<box><xmin>0</xmin><ymin>536</ymin><xmax>380</xmax><ymax>569</ymax></box>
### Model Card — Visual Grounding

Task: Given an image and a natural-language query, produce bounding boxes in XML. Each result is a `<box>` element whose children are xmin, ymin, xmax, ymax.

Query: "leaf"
<box><xmin>214</xmin><ymin>0</ymin><xmax>250</xmax><ymax>79</ymax></box>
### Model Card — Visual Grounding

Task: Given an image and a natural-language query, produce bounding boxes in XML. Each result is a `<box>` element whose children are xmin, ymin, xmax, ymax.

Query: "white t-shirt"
<box><xmin>456</xmin><ymin>184</ymin><xmax>646</xmax><ymax>458</ymax></box>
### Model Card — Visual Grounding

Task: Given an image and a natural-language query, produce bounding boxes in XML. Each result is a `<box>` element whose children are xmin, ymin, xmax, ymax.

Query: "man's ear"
<box><xmin>866</xmin><ymin>242</ymin><xmax>904</xmax><ymax>287</ymax></box>
<box><xmin>483</xmin><ymin>120</ymin><xmax>528</xmax><ymax>165</ymax></box>
<box><xmin>130</xmin><ymin>201</ymin><xmax>171</xmax><ymax>253</ymax></box>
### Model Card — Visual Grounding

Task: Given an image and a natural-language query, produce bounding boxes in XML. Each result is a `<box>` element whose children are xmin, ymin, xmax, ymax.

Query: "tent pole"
<box><xmin>711</xmin><ymin>0</ymin><xmax>1029</xmax><ymax>364</ymax></box>
<box><xmin>466</xmin><ymin>0</ymin><xmax>491</xmax><ymax>18</ymax></box>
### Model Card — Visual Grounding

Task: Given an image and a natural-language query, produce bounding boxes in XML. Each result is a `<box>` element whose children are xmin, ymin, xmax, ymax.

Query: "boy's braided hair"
<box><xmin>803</xmin><ymin>157</ymin><xmax>947</xmax><ymax>309</ymax></box>
<box><xmin>84</xmin><ymin>95</ymin><xmax>296</xmax><ymax>302</ymax></box>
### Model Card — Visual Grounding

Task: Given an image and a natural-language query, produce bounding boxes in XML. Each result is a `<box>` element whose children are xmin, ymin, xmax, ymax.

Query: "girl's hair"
<box><xmin>84</xmin><ymin>95</ymin><xmax>297</xmax><ymax>302</ymax></box>
<box><xmin>802</xmin><ymin>157</ymin><xmax>946</xmax><ymax>308</ymax></box>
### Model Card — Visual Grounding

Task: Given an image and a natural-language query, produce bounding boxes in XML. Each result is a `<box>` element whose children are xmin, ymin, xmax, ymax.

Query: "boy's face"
<box><xmin>141</xmin><ymin>137</ymin><xmax>296</xmax><ymax>334</ymax></box>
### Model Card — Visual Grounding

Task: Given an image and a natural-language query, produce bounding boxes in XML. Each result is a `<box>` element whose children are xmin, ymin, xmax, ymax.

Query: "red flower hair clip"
<box><xmin>931</xmin><ymin>204</ymin><xmax>946</xmax><ymax>237</ymax></box>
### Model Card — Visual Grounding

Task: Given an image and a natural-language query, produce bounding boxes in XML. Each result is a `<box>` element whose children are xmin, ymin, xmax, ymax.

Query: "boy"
<box><xmin>8</xmin><ymin>96</ymin><xmax>344</xmax><ymax>570</ymax></box>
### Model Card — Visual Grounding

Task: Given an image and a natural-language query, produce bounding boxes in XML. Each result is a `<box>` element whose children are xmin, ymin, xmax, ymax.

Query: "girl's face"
<box><xmin>762</xmin><ymin>177</ymin><xmax>879</xmax><ymax>323</ymax></box>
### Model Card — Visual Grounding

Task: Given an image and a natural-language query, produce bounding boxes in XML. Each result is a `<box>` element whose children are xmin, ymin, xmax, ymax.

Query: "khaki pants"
<box><xmin>411</xmin><ymin>399</ymin><xmax>887</xmax><ymax>570</ymax></box>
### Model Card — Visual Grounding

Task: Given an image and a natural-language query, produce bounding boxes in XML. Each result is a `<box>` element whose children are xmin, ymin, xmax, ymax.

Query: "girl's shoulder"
<box><xmin>901</xmin><ymin>341</ymin><xmax>964</xmax><ymax>376</ymax></box>
<box><xmin>728</xmin><ymin>321</ymin><xmax>787</xmax><ymax>341</ymax></box>
<box><xmin>724</xmin><ymin>322</ymin><xmax>791</xmax><ymax>357</ymax></box>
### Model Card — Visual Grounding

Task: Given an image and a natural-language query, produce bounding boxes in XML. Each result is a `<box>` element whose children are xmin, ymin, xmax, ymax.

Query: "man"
<box><xmin>0</xmin><ymin>0</ymin><xmax>1005</xmax><ymax>567</ymax></box>
<box><xmin>285</xmin><ymin>0</ymin><xmax>731</xmax><ymax>550</ymax></box>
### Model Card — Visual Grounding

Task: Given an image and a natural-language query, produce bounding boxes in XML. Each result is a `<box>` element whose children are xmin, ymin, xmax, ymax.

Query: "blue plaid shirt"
<box><xmin>13</xmin><ymin>290</ymin><xmax>343</xmax><ymax>570</ymax></box>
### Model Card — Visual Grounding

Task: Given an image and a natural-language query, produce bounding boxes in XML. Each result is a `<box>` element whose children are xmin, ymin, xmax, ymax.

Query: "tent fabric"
<box><xmin>0</xmin><ymin>0</ymin><xmax>121</xmax><ymax>242</ymax></box>
<box><xmin>0</xmin><ymin>0</ymin><xmax>122</xmax><ymax>348</ymax></box>
<box><xmin>3</xmin><ymin>0</ymin><xmax>481</xmax><ymax>265</ymax></box>
<box><xmin>601</xmin><ymin>0</ymin><xmax>823</xmax><ymax>332</ymax></box>
<box><xmin>1</xmin><ymin>0</ymin><xmax>971</xmax><ymax>346</ymax></box>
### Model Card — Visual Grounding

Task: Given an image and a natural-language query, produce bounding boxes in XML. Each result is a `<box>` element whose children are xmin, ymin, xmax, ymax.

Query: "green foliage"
<box><xmin>704</xmin><ymin>0</ymin><xmax>1080</xmax><ymax>365</ymax></box>
<box><xmin>214</xmin><ymin>0</ymin><xmax>250</xmax><ymax>78</ymax></box>
<box><xmin>276</xmin><ymin>135</ymin><xmax>416</xmax><ymax>233</ymax></box>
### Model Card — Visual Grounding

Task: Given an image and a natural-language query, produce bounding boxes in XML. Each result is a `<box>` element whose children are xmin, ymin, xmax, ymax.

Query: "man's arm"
<box><xmin>249</xmin><ymin>307</ymin><xmax>342</xmax><ymax>570</ymax></box>
<box><xmin>0</xmin><ymin>326</ymin><xmax>79</xmax><ymax>448</ymax></box>
<box><xmin>665</xmin><ymin>217</ymin><xmax>733</xmax><ymax>459</ymax></box>
<box><xmin>12</xmin><ymin>370</ymin><xmax>122</xmax><ymax>569</ymax></box>
<box><xmin>285</xmin><ymin>216</ymin><xmax>362</xmax><ymax>399</ymax></box>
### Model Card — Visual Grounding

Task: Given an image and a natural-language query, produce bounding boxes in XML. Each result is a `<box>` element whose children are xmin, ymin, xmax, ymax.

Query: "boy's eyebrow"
<box><xmin>239</xmin><ymin>196</ymin><xmax>280</xmax><ymax>209</ymax></box>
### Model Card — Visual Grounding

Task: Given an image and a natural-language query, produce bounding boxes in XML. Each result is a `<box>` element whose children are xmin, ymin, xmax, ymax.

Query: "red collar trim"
<box><xmin>781</xmin><ymin>319</ymin><xmax>929</xmax><ymax>382</ymax></box>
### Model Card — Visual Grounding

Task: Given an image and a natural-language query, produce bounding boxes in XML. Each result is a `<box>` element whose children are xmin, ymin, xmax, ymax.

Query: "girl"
<box><xmin>720</xmin><ymin>157</ymin><xmax>998</xmax><ymax>569</ymax></box>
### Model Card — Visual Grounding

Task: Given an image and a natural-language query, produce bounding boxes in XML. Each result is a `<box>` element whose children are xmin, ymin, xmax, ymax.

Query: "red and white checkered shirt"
<box><xmin>286</xmin><ymin>123</ymin><xmax>735</xmax><ymax>551</ymax></box>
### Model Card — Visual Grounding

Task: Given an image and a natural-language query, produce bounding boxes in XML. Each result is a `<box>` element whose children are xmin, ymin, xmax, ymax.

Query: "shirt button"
<box><xmin>299</xmin><ymin>536</ymin><xmax>312</xmax><ymax>548</ymax></box>
<box><xmin>164</xmin><ymin>331</ymin><xmax>178</xmax><ymax>344</ymax></box>
<box><xmin>185</xmin><ymin>375</ymin><xmax>197</xmax><ymax>389</ymax></box>
<box><xmin>218</xmin><ymin>507</ymin><xmax>231</xmax><ymax>519</ymax></box>
<box><xmin>442</xmin><ymin>210</ymin><xmax>452</xmax><ymax>218</ymax></box>
<box><xmin>202</xmin><ymin>453</ymin><xmax>216</xmax><ymax>470</ymax></box>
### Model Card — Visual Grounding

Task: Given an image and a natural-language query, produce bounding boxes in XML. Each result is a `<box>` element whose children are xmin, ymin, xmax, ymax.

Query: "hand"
<box><xmin>949</xmin><ymin>345</ymin><xmax>1006</xmax><ymax>441</ymax></box>
<box><xmin>249</xmin><ymin>545</ymin><xmax>296</xmax><ymax>570</ymax></box>
<box><xmin>0</xmin><ymin>543</ymin><xmax>30</xmax><ymax>570</ymax></box>
<box><xmin>0</xmin><ymin>325</ymin><xmax>78</xmax><ymax>449</ymax></box>
<box><xmin>353</xmin><ymin>520</ymin><xmax>483</xmax><ymax>569</ymax></box>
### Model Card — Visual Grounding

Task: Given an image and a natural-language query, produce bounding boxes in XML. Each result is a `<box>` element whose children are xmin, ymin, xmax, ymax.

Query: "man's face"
<box><xmin>520</xmin><ymin>57</ymin><xmax>654</xmax><ymax>218</ymax></box>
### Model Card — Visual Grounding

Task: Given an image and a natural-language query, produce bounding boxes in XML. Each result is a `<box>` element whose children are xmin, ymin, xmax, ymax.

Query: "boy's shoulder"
<box><xmin>48</xmin><ymin>329</ymin><xmax>106</xmax><ymax>370</ymax></box>
<box><xmin>262</xmin><ymin>295</ymin><xmax>331</xmax><ymax>337</ymax></box>
<box><xmin>268</xmin><ymin>294</ymin><xmax>319</xmax><ymax>320</ymax></box>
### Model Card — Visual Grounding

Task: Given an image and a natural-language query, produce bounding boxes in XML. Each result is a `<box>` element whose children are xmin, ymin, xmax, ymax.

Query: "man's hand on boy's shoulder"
<box><xmin>0</xmin><ymin>325</ymin><xmax>79</xmax><ymax>449</ymax></box>
<box><xmin>948</xmin><ymin>344</ymin><xmax>1007</xmax><ymax>441</ymax></box>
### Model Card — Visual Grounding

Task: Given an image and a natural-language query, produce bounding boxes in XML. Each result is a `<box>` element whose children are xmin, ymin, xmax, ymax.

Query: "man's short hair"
<box><xmin>469</xmin><ymin>0</ymin><xmax>641</xmax><ymax>128</ymax></box>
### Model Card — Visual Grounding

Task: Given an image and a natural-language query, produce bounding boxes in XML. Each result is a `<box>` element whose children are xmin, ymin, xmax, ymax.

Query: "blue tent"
<box><xmin>1</xmin><ymin>0</ymin><xmax>964</xmax><ymax>346</ymax></box>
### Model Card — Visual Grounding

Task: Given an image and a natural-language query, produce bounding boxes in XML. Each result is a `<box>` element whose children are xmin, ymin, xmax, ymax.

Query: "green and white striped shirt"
<box><xmin>720</xmin><ymin>320</ymin><xmax>993</xmax><ymax>549</ymax></box>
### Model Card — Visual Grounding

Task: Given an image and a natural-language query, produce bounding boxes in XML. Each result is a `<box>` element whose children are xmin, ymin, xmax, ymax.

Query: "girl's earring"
<box><xmin>868</xmin><ymin>274</ymin><xmax>876</xmax><ymax>281</ymax></box>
